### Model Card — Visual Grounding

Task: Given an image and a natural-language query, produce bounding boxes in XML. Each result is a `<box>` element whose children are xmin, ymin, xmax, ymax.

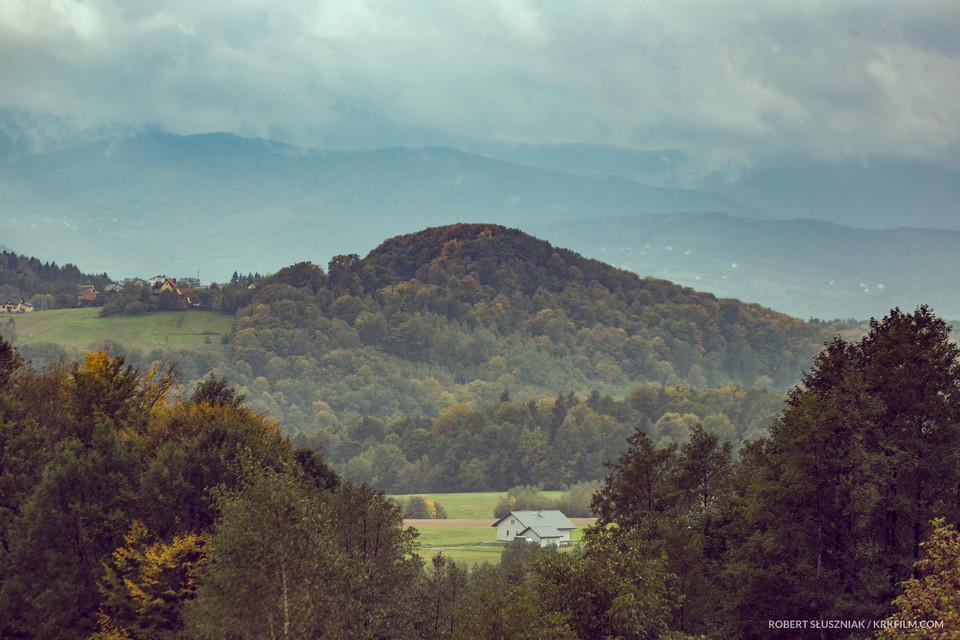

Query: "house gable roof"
<box><xmin>518</xmin><ymin>525</ymin><xmax>563</xmax><ymax>539</ymax></box>
<box><xmin>491</xmin><ymin>510</ymin><xmax>577</xmax><ymax>531</ymax></box>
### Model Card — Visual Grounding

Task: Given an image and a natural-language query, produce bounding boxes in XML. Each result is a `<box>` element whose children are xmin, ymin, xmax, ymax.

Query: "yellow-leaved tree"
<box><xmin>92</xmin><ymin>521</ymin><xmax>205</xmax><ymax>640</ymax></box>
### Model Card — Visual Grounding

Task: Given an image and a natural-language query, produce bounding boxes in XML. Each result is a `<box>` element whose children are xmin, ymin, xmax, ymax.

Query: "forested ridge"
<box><xmin>1</xmin><ymin>230</ymin><xmax>957</xmax><ymax>638</ymax></box>
<box><xmin>9</xmin><ymin>223</ymin><xmax>835</xmax><ymax>493</ymax></box>
<box><xmin>199</xmin><ymin>223</ymin><xmax>828</xmax><ymax>491</ymax></box>
<box><xmin>2</xmin><ymin>308</ymin><xmax>959</xmax><ymax>639</ymax></box>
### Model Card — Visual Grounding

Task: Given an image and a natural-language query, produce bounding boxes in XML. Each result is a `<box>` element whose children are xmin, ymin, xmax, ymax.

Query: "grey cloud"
<box><xmin>1</xmin><ymin>0</ymin><xmax>957</xmax><ymax>168</ymax></box>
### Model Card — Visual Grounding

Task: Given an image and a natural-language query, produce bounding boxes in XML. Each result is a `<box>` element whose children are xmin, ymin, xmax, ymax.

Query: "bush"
<box><xmin>494</xmin><ymin>485</ymin><xmax>556</xmax><ymax>519</ymax></box>
<box><xmin>403</xmin><ymin>496</ymin><xmax>447</xmax><ymax>519</ymax></box>
<box><xmin>494</xmin><ymin>482</ymin><xmax>598</xmax><ymax>518</ymax></box>
<box><xmin>556</xmin><ymin>481</ymin><xmax>599</xmax><ymax>517</ymax></box>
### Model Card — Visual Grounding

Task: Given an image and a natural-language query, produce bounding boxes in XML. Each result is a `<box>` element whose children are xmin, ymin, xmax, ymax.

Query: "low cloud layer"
<box><xmin>2</xmin><ymin>0</ymin><xmax>958</xmax><ymax>170</ymax></box>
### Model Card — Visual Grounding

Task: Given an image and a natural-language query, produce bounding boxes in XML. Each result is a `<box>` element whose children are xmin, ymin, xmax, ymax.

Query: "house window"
<box><xmin>511</xmin><ymin>518</ymin><xmax>515</xmax><ymax>525</ymax></box>
<box><xmin>506</xmin><ymin>530</ymin><xmax>509</xmax><ymax>537</ymax></box>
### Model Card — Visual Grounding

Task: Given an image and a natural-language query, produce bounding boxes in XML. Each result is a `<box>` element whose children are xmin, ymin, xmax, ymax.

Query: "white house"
<box><xmin>491</xmin><ymin>510</ymin><xmax>577</xmax><ymax>547</ymax></box>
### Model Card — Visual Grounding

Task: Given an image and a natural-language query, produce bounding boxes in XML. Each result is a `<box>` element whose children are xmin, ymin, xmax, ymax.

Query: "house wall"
<box><xmin>496</xmin><ymin>516</ymin><xmax>524</xmax><ymax>542</ymax></box>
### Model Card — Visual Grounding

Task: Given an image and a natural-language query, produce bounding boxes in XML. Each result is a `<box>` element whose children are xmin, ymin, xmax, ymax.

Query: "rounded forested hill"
<box><xmin>223</xmin><ymin>223</ymin><xmax>829</xmax><ymax>426</ymax></box>
<box><xmin>361</xmin><ymin>223</ymin><xmax>825</xmax><ymax>382</ymax></box>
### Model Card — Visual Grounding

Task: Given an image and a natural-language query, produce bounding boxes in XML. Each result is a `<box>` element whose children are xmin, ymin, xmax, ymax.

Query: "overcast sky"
<box><xmin>2</xmin><ymin>0</ymin><xmax>958</xmax><ymax>172</ymax></box>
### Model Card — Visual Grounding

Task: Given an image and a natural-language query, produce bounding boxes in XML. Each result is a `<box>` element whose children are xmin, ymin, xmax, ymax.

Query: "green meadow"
<box><xmin>412</xmin><ymin>522</ymin><xmax>588</xmax><ymax>567</ymax></box>
<box><xmin>391</xmin><ymin>491</ymin><xmax>567</xmax><ymax>519</ymax></box>
<box><xmin>393</xmin><ymin>492</ymin><xmax>588</xmax><ymax>567</ymax></box>
<box><xmin>10</xmin><ymin>309</ymin><xmax>234</xmax><ymax>352</ymax></box>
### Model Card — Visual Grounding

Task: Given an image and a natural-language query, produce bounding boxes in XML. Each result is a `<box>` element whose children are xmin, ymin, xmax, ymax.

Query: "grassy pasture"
<box><xmin>410</xmin><ymin>520</ymin><xmax>591</xmax><ymax>567</ymax></box>
<box><xmin>394</xmin><ymin>492</ymin><xmax>592</xmax><ymax>566</ymax></box>
<box><xmin>391</xmin><ymin>491</ymin><xmax>567</xmax><ymax>519</ymax></box>
<box><xmin>10</xmin><ymin>309</ymin><xmax>233</xmax><ymax>352</ymax></box>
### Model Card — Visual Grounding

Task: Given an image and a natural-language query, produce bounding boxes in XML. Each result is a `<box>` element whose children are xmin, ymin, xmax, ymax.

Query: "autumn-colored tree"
<box><xmin>876</xmin><ymin>518</ymin><xmax>960</xmax><ymax>639</ymax></box>
<box><xmin>95</xmin><ymin>521</ymin><xmax>205</xmax><ymax>640</ymax></box>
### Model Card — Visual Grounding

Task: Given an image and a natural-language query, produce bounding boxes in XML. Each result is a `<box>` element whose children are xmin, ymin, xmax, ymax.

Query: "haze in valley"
<box><xmin>2</xmin><ymin>0</ymin><xmax>959</xmax><ymax>319</ymax></box>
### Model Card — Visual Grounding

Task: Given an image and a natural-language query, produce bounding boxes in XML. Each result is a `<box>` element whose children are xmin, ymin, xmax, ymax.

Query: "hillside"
<box><xmin>3</xmin><ymin>128</ymin><xmax>957</xmax><ymax>321</ymax></box>
<box><xmin>1</xmin><ymin>224</ymin><xmax>831</xmax><ymax>492</ymax></box>
<box><xmin>213</xmin><ymin>224</ymin><xmax>826</xmax><ymax>426</ymax></box>
<box><xmin>529</xmin><ymin>214</ymin><xmax>960</xmax><ymax>320</ymax></box>
<box><xmin>4</xmin><ymin>224</ymin><xmax>828</xmax><ymax>420</ymax></box>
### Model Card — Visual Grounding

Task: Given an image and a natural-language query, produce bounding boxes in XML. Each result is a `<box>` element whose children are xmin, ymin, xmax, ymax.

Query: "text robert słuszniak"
<box><xmin>769</xmin><ymin>619</ymin><xmax>944</xmax><ymax>630</ymax></box>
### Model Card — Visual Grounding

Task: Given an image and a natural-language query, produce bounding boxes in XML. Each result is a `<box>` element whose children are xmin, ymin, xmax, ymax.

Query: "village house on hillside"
<box><xmin>1</xmin><ymin>299</ymin><xmax>35</xmax><ymax>313</ymax></box>
<box><xmin>150</xmin><ymin>276</ymin><xmax>192</xmax><ymax>309</ymax></box>
<box><xmin>492</xmin><ymin>510</ymin><xmax>577</xmax><ymax>547</ymax></box>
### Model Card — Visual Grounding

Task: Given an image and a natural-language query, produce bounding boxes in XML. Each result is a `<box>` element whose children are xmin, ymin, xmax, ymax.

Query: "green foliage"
<box><xmin>189</xmin><ymin>373</ymin><xmax>245</xmax><ymax>408</ymax></box>
<box><xmin>1</xmin><ymin>421</ymin><xmax>142</xmax><ymax>639</ymax></box>
<box><xmin>296</xmin><ymin>384</ymin><xmax>778</xmax><ymax>495</ymax></box>
<box><xmin>414</xmin><ymin>553</ymin><xmax>469</xmax><ymax>638</ymax></box>
<box><xmin>492</xmin><ymin>481</ymin><xmax>599</xmax><ymax>519</ymax></box>
<box><xmin>451</xmin><ymin>562</ymin><xmax>577</xmax><ymax>640</ymax></box>
<box><xmin>219</xmin><ymin>224</ymin><xmax>822</xmax><ymax>437</ymax></box>
<box><xmin>186</xmin><ymin>469</ymin><xmax>423</xmax><ymax>639</ymax></box>
<box><xmin>404</xmin><ymin>495</ymin><xmax>448</xmax><ymax>519</ymax></box>
<box><xmin>556</xmin><ymin>481</ymin><xmax>601</xmax><ymax>517</ymax></box>
<box><xmin>0</xmin><ymin>250</ymin><xmax>106</xmax><ymax>308</ymax></box>
<box><xmin>589</xmin><ymin>425</ymin><xmax>735</xmax><ymax>636</ymax></box>
<box><xmin>494</xmin><ymin>485</ymin><xmax>554</xmax><ymax>518</ymax></box>
<box><xmin>292</xmin><ymin>445</ymin><xmax>340</xmax><ymax>491</ymax></box>
<box><xmin>878</xmin><ymin>518</ymin><xmax>960</xmax><ymax>639</ymax></box>
<box><xmin>724</xmin><ymin>306</ymin><xmax>960</xmax><ymax>637</ymax></box>
<box><xmin>445</xmin><ymin>529</ymin><xmax>679</xmax><ymax>640</ymax></box>
<box><xmin>534</xmin><ymin>531</ymin><xmax>679</xmax><ymax>640</ymax></box>
<box><xmin>184</xmin><ymin>467</ymin><xmax>340</xmax><ymax>639</ymax></box>
<box><xmin>0</xmin><ymin>340</ymin><xmax>343</xmax><ymax>640</ymax></box>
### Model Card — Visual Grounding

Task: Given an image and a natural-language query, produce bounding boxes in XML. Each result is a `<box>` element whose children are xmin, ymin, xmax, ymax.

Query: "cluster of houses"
<box><xmin>2</xmin><ymin>274</ymin><xmax>213</xmax><ymax>313</ymax></box>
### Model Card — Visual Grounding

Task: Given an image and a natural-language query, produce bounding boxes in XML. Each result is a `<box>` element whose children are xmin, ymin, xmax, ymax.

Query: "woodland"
<box><xmin>2</xmin><ymin>226</ymin><xmax>959</xmax><ymax>638</ymax></box>
<box><xmin>3</xmin><ymin>225</ymin><xmax>959</xmax><ymax>638</ymax></box>
<box><xmin>6</xmin><ymin>225</ymin><xmax>834</xmax><ymax>493</ymax></box>
<box><xmin>1</xmin><ymin>305</ymin><xmax>958</xmax><ymax>639</ymax></box>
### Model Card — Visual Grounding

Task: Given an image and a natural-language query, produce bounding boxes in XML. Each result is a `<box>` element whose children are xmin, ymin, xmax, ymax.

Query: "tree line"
<box><xmin>587</xmin><ymin>306</ymin><xmax>960</xmax><ymax>638</ymax></box>
<box><xmin>292</xmin><ymin>384</ymin><xmax>784</xmax><ymax>494</ymax></box>
<box><xmin>0</xmin><ymin>250</ymin><xmax>108</xmax><ymax>310</ymax></box>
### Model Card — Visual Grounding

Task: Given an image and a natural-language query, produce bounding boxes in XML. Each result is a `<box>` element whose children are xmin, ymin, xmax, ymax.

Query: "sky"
<box><xmin>2</xmin><ymin>0</ymin><xmax>959</xmax><ymax>176</ymax></box>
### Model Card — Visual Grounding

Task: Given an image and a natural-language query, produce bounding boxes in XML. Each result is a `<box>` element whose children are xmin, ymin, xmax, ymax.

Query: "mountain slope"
<box><xmin>4</xmin><ymin>127</ymin><xmax>956</xmax><ymax>321</ymax></box>
<box><xmin>0</xmin><ymin>132</ymin><xmax>756</xmax><ymax>281</ymax></box>
<box><xmin>220</xmin><ymin>224</ymin><xmax>827</xmax><ymax>424</ymax></box>
<box><xmin>529</xmin><ymin>214</ymin><xmax>960</xmax><ymax>320</ymax></box>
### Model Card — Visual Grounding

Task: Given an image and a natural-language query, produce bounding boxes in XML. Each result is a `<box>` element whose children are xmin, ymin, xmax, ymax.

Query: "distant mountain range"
<box><xmin>528</xmin><ymin>214</ymin><xmax>960</xmax><ymax>321</ymax></box>
<box><xmin>2</xmin><ymin>117</ymin><xmax>958</xmax><ymax>320</ymax></box>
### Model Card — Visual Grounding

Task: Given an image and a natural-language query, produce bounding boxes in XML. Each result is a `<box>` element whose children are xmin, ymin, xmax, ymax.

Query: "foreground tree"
<box><xmin>185</xmin><ymin>467</ymin><xmax>422</xmax><ymax>640</ymax></box>
<box><xmin>877</xmin><ymin>518</ymin><xmax>960</xmax><ymax>639</ymax></box>
<box><xmin>184</xmin><ymin>467</ymin><xmax>336</xmax><ymax>639</ymax></box>
<box><xmin>533</xmin><ymin>530</ymin><xmax>679</xmax><ymax>640</ymax></box>
<box><xmin>727</xmin><ymin>306</ymin><xmax>960</xmax><ymax>638</ymax></box>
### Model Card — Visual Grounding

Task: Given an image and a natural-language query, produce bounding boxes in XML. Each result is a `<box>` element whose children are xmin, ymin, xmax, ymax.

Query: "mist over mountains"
<box><xmin>2</xmin><ymin>118</ymin><xmax>958</xmax><ymax>321</ymax></box>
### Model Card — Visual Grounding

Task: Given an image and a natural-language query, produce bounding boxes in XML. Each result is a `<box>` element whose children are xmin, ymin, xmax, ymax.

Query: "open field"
<box><xmin>391</xmin><ymin>492</ymin><xmax>596</xmax><ymax>565</ymax></box>
<box><xmin>10</xmin><ymin>309</ymin><xmax>233</xmax><ymax>352</ymax></box>
<box><xmin>391</xmin><ymin>491</ymin><xmax>569</xmax><ymax>519</ymax></box>
<box><xmin>403</xmin><ymin>511</ymin><xmax>597</xmax><ymax>567</ymax></box>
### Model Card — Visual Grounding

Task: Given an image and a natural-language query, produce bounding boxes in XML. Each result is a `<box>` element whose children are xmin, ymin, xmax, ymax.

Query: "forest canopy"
<box><xmin>2</xmin><ymin>306</ymin><xmax>960</xmax><ymax>639</ymax></box>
